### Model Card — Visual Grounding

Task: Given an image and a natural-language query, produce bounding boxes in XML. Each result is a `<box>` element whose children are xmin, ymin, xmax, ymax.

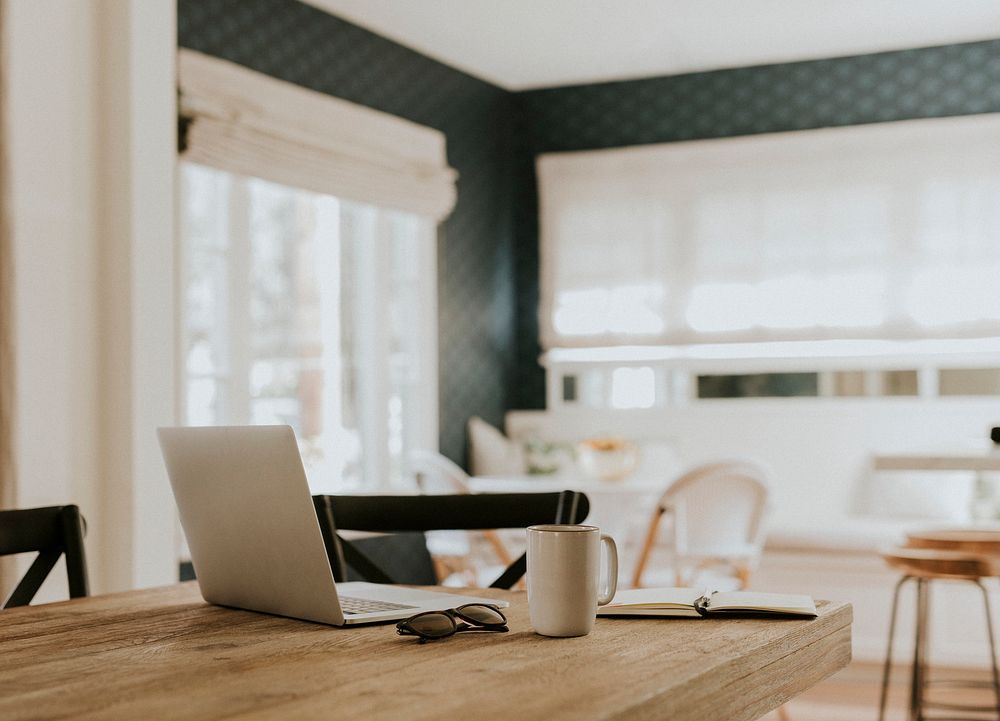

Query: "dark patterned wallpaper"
<box><xmin>178</xmin><ymin>0</ymin><xmax>514</xmax><ymax>464</ymax></box>
<box><xmin>178</xmin><ymin>0</ymin><xmax>1000</xmax><ymax>437</ymax></box>
<box><xmin>508</xmin><ymin>39</ymin><xmax>1000</xmax><ymax>409</ymax></box>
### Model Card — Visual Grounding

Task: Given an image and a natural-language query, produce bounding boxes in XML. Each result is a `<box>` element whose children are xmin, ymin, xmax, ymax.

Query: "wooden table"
<box><xmin>906</xmin><ymin>528</ymin><xmax>1000</xmax><ymax>555</ymax></box>
<box><xmin>0</xmin><ymin>583</ymin><xmax>851</xmax><ymax>721</ymax></box>
<box><xmin>872</xmin><ymin>453</ymin><xmax>1000</xmax><ymax>472</ymax></box>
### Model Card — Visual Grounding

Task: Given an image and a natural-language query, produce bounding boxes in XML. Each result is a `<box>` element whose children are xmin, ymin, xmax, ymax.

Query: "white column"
<box><xmin>6</xmin><ymin>0</ymin><xmax>103</xmax><ymax>596</ymax></box>
<box><xmin>97</xmin><ymin>0</ymin><xmax>178</xmax><ymax>591</ymax></box>
<box><xmin>5</xmin><ymin>0</ymin><xmax>178</xmax><ymax>595</ymax></box>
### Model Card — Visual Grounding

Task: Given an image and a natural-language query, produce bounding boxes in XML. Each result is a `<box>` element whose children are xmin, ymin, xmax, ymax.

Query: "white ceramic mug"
<box><xmin>526</xmin><ymin>524</ymin><xmax>618</xmax><ymax>637</ymax></box>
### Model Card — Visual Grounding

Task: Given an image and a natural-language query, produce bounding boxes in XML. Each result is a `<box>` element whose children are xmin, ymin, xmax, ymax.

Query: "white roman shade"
<box><xmin>178</xmin><ymin>49</ymin><xmax>457</xmax><ymax>221</ymax></box>
<box><xmin>538</xmin><ymin>114</ymin><xmax>1000</xmax><ymax>350</ymax></box>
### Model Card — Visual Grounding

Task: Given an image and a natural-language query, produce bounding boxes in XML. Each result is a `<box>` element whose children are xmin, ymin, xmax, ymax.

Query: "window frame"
<box><xmin>177</xmin><ymin>161</ymin><xmax>439</xmax><ymax>490</ymax></box>
<box><xmin>543</xmin><ymin>340</ymin><xmax>1000</xmax><ymax>409</ymax></box>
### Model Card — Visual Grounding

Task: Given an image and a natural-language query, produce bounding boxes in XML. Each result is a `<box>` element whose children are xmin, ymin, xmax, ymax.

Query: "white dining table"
<box><xmin>466</xmin><ymin>473</ymin><xmax>665</xmax><ymax>496</ymax></box>
<box><xmin>467</xmin><ymin>473</ymin><xmax>666</xmax><ymax>581</ymax></box>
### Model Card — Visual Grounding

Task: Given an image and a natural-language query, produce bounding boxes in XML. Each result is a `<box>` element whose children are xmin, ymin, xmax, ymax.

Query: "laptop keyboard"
<box><xmin>339</xmin><ymin>595</ymin><xmax>418</xmax><ymax>616</ymax></box>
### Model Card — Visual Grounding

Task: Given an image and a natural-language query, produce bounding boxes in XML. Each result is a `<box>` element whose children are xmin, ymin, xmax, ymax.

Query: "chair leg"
<box><xmin>631</xmin><ymin>509</ymin><xmax>664</xmax><ymax>588</ymax></box>
<box><xmin>483</xmin><ymin>530</ymin><xmax>513</xmax><ymax>567</ymax></box>
<box><xmin>432</xmin><ymin>557</ymin><xmax>450</xmax><ymax>584</ymax></box>
<box><xmin>735</xmin><ymin>563</ymin><xmax>752</xmax><ymax>590</ymax></box>
<box><xmin>432</xmin><ymin>555</ymin><xmax>476</xmax><ymax>585</ymax></box>
<box><xmin>775</xmin><ymin>704</ymin><xmax>792</xmax><ymax>721</ymax></box>
<box><xmin>975</xmin><ymin>579</ymin><xmax>1000</xmax><ymax>717</ymax></box>
<box><xmin>879</xmin><ymin>575</ymin><xmax>910</xmax><ymax>721</ymax></box>
<box><xmin>909</xmin><ymin>578</ymin><xmax>929</xmax><ymax>721</ymax></box>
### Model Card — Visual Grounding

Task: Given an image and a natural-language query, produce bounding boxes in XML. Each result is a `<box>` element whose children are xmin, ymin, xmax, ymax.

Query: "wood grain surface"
<box><xmin>872</xmin><ymin>454</ymin><xmax>1000</xmax><ymax>472</ymax></box>
<box><xmin>906</xmin><ymin>528</ymin><xmax>1000</xmax><ymax>556</ymax></box>
<box><xmin>883</xmin><ymin>547</ymin><xmax>995</xmax><ymax>578</ymax></box>
<box><xmin>0</xmin><ymin>583</ymin><xmax>851</xmax><ymax>721</ymax></box>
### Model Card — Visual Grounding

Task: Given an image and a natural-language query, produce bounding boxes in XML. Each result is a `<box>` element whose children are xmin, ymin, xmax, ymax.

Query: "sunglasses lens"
<box><xmin>458</xmin><ymin>604</ymin><xmax>505</xmax><ymax>625</ymax></box>
<box><xmin>407</xmin><ymin>613</ymin><xmax>455</xmax><ymax>638</ymax></box>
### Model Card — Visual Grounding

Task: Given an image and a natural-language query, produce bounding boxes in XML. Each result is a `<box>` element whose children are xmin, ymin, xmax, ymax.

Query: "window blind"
<box><xmin>178</xmin><ymin>49</ymin><xmax>457</xmax><ymax>222</ymax></box>
<box><xmin>538</xmin><ymin>114</ymin><xmax>1000</xmax><ymax>350</ymax></box>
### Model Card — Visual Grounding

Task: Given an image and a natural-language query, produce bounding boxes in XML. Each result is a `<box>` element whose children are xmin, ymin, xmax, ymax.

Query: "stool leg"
<box><xmin>880</xmin><ymin>575</ymin><xmax>910</xmax><ymax>721</ymax></box>
<box><xmin>910</xmin><ymin>578</ymin><xmax>929</xmax><ymax>721</ymax></box>
<box><xmin>976</xmin><ymin>579</ymin><xmax>1000</xmax><ymax>718</ymax></box>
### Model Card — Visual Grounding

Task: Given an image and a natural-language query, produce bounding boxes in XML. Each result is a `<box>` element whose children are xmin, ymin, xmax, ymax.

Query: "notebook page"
<box><xmin>602</xmin><ymin>587</ymin><xmax>705</xmax><ymax>609</ymax></box>
<box><xmin>708</xmin><ymin>591</ymin><xmax>816</xmax><ymax>615</ymax></box>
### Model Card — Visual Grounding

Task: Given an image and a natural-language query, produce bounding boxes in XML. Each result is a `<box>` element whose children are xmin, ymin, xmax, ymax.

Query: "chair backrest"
<box><xmin>659</xmin><ymin>461</ymin><xmax>770</xmax><ymax>557</ymax></box>
<box><xmin>407</xmin><ymin>449</ymin><xmax>471</xmax><ymax>494</ymax></box>
<box><xmin>313</xmin><ymin>491</ymin><xmax>589</xmax><ymax>589</ymax></box>
<box><xmin>0</xmin><ymin>505</ymin><xmax>89</xmax><ymax>608</ymax></box>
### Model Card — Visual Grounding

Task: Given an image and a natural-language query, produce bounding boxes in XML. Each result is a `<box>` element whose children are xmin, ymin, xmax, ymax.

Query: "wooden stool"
<box><xmin>907</xmin><ymin>528</ymin><xmax>1000</xmax><ymax>556</ymax></box>
<box><xmin>878</xmin><ymin>546</ymin><xmax>1000</xmax><ymax>721</ymax></box>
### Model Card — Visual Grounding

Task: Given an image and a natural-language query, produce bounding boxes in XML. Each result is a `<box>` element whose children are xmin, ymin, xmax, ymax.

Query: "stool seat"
<box><xmin>883</xmin><ymin>547</ymin><xmax>996</xmax><ymax>579</ymax></box>
<box><xmin>906</xmin><ymin>528</ymin><xmax>1000</xmax><ymax>557</ymax></box>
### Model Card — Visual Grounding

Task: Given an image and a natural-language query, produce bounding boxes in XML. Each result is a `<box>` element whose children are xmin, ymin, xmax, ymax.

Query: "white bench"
<box><xmin>504</xmin><ymin>405</ymin><xmax>998</xmax><ymax>666</ymax></box>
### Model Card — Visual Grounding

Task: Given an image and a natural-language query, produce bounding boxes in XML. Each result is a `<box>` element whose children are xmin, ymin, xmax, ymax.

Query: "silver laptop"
<box><xmin>157</xmin><ymin>425</ymin><xmax>507</xmax><ymax>626</ymax></box>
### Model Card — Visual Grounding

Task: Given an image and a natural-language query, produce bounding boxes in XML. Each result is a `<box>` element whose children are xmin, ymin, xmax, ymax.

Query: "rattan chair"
<box><xmin>632</xmin><ymin>460</ymin><xmax>770</xmax><ymax>589</ymax></box>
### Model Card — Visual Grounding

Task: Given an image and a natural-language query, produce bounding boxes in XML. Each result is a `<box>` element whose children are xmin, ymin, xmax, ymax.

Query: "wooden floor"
<box><xmin>763</xmin><ymin>662</ymin><xmax>1000</xmax><ymax>721</ymax></box>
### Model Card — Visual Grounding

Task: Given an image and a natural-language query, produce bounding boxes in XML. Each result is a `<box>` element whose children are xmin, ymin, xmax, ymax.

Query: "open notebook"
<box><xmin>597</xmin><ymin>588</ymin><xmax>817</xmax><ymax>618</ymax></box>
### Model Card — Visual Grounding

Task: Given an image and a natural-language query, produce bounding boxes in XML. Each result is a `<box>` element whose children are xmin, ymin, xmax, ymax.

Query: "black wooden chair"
<box><xmin>0</xmin><ymin>505</ymin><xmax>89</xmax><ymax>608</ymax></box>
<box><xmin>313</xmin><ymin>491</ymin><xmax>589</xmax><ymax>589</ymax></box>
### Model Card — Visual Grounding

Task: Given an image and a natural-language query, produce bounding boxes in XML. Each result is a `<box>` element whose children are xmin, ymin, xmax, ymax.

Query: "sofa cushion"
<box><xmin>467</xmin><ymin>416</ymin><xmax>526</xmax><ymax>476</ymax></box>
<box><xmin>765</xmin><ymin>516</ymin><xmax>919</xmax><ymax>553</ymax></box>
<box><xmin>856</xmin><ymin>470</ymin><xmax>976</xmax><ymax>522</ymax></box>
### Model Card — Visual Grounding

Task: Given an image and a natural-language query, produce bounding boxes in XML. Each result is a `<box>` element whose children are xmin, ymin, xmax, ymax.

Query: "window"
<box><xmin>180</xmin><ymin>162</ymin><xmax>437</xmax><ymax>490</ymax></box>
<box><xmin>830</xmin><ymin>370</ymin><xmax>918</xmax><ymax>397</ymax></box>
<box><xmin>939</xmin><ymin>369</ymin><xmax>1000</xmax><ymax>396</ymax></box>
<box><xmin>697</xmin><ymin>373</ymin><xmax>818</xmax><ymax>399</ymax></box>
<box><xmin>177</xmin><ymin>49</ymin><xmax>456</xmax><ymax>491</ymax></box>
<box><xmin>543</xmin><ymin>340</ymin><xmax>1000</xmax><ymax>408</ymax></box>
<box><xmin>538</xmin><ymin>114</ymin><xmax>1000</xmax><ymax>350</ymax></box>
<box><xmin>537</xmin><ymin>114</ymin><xmax>1000</xmax><ymax>410</ymax></box>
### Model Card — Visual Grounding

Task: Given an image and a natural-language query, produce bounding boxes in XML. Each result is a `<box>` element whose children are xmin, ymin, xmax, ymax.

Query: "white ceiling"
<box><xmin>303</xmin><ymin>0</ymin><xmax>1000</xmax><ymax>90</ymax></box>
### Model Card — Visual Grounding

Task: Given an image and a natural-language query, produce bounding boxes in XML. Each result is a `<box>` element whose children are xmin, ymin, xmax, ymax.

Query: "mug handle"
<box><xmin>598</xmin><ymin>534</ymin><xmax>618</xmax><ymax>606</ymax></box>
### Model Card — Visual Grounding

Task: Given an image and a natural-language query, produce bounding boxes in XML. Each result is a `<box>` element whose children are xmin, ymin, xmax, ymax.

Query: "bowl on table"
<box><xmin>576</xmin><ymin>438</ymin><xmax>639</xmax><ymax>481</ymax></box>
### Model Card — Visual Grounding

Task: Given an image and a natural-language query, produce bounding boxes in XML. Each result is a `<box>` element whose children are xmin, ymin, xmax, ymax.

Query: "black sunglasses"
<box><xmin>395</xmin><ymin>603</ymin><xmax>509</xmax><ymax>643</ymax></box>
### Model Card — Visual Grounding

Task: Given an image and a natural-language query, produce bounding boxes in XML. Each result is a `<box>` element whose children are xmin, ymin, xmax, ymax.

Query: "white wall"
<box><xmin>508</xmin><ymin>399</ymin><xmax>1000</xmax><ymax>530</ymax></box>
<box><xmin>3</xmin><ymin>0</ymin><xmax>178</xmax><ymax>597</ymax></box>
